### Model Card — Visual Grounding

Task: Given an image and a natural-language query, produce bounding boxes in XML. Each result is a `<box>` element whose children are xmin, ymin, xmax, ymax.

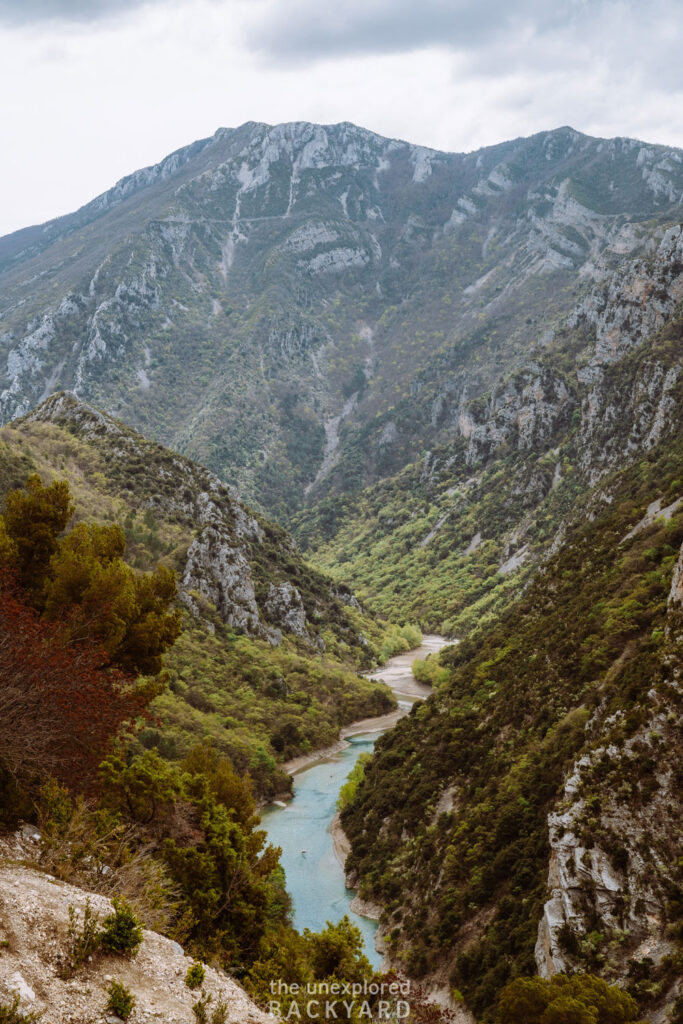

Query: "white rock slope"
<box><xmin>0</xmin><ymin>864</ymin><xmax>273</xmax><ymax>1024</ymax></box>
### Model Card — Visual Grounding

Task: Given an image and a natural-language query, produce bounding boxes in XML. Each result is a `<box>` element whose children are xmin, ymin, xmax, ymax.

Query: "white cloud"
<box><xmin>0</xmin><ymin>0</ymin><xmax>170</xmax><ymax>25</ymax></box>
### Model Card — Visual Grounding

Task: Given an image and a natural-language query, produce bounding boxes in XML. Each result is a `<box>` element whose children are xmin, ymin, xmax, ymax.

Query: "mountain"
<box><xmin>301</xmin><ymin>225</ymin><xmax>683</xmax><ymax>633</ymax></box>
<box><xmin>2</xmin><ymin>121</ymin><xmax>683</xmax><ymax>525</ymax></box>
<box><xmin>333</xmin><ymin>240</ymin><xmax>683</xmax><ymax>1021</ymax></box>
<box><xmin>1</xmin><ymin>121</ymin><xmax>682</xmax><ymax>1022</ymax></box>
<box><xmin>0</xmin><ymin>393</ymin><xmax>394</xmax><ymax>799</ymax></box>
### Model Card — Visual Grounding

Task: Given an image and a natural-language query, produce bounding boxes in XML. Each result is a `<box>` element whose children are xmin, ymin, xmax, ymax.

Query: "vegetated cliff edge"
<box><xmin>341</xmin><ymin>447</ymin><xmax>683</xmax><ymax>1023</ymax></box>
<box><xmin>337</xmin><ymin>252</ymin><xmax>683</xmax><ymax>1021</ymax></box>
<box><xmin>0</xmin><ymin>834</ymin><xmax>273</xmax><ymax>1023</ymax></box>
<box><xmin>0</xmin><ymin>395</ymin><xmax>394</xmax><ymax>799</ymax></box>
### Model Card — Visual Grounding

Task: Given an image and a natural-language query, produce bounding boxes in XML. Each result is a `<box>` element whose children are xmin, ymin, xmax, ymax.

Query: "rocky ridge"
<box><xmin>3</xmin><ymin>123</ymin><xmax>683</xmax><ymax>517</ymax></box>
<box><xmin>22</xmin><ymin>391</ymin><xmax>352</xmax><ymax>651</ymax></box>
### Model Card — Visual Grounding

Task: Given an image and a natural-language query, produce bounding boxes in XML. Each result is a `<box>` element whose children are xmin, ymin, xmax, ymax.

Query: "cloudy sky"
<box><xmin>1</xmin><ymin>0</ymin><xmax>683</xmax><ymax>236</ymax></box>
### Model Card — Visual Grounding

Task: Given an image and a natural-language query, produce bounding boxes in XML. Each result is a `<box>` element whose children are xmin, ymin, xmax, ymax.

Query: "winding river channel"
<box><xmin>261</xmin><ymin>635</ymin><xmax>450</xmax><ymax>968</ymax></box>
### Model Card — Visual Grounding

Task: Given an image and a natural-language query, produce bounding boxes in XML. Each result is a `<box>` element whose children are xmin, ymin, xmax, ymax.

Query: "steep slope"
<box><xmin>0</xmin><ymin>394</ymin><xmax>393</xmax><ymax>798</ymax></box>
<box><xmin>0</xmin><ymin>858</ymin><xmax>271</xmax><ymax>1024</ymax></box>
<box><xmin>2</xmin><ymin>122</ymin><xmax>683</xmax><ymax>519</ymax></box>
<box><xmin>330</xmin><ymin>234</ymin><xmax>683</xmax><ymax>1020</ymax></box>
<box><xmin>299</xmin><ymin>226</ymin><xmax>683</xmax><ymax>632</ymax></box>
<box><xmin>341</xmin><ymin>439</ymin><xmax>683</xmax><ymax>1022</ymax></box>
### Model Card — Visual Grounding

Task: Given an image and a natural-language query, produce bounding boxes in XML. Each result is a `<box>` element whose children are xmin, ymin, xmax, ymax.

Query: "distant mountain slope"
<box><xmin>298</xmin><ymin>227</ymin><xmax>683</xmax><ymax>631</ymax></box>
<box><xmin>0</xmin><ymin>394</ymin><xmax>393</xmax><ymax>797</ymax></box>
<box><xmin>2</xmin><ymin>121</ymin><xmax>683</xmax><ymax>519</ymax></box>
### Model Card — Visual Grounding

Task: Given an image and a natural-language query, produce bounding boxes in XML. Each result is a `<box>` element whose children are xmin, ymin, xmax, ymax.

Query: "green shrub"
<box><xmin>496</xmin><ymin>973</ymin><xmax>643</xmax><ymax>1024</ymax></box>
<box><xmin>99</xmin><ymin>898</ymin><xmax>143</xmax><ymax>956</ymax></box>
<box><xmin>192</xmin><ymin>992</ymin><xmax>229</xmax><ymax>1024</ymax></box>
<box><xmin>65</xmin><ymin>899</ymin><xmax>101</xmax><ymax>972</ymax></box>
<box><xmin>106</xmin><ymin>980</ymin><xmax>136</xmax><ymax>1021</ymax></box>
<box><xmin>0</xmin><ymin>993</ymin><xmax>43</xmax><ymax>1023</ymax></box>
<box><xmin>185</xmin><ymin>960</ymin><xmax>206</xmax><ymax>990</ymax></box>
<box><xmin>337</xmin><ymin>754</ymin><xmax>371</xmax><ymax>811</ymax></box>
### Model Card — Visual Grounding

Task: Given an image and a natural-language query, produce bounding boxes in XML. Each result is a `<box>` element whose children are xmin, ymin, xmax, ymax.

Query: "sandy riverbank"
<box><xmin>281</xmin><ymin>635</ymin><xmax>452</xmax><ymax>777</ymax></box>
<box><xmin>281</xmin><ymin>707</ymin><xmax>407</xmax><ymax>776</ymax></box>
<box><xmin>282</xmin><ymin>635</ymin><xmax>452</xmax><ymax>775</ymax></box>
<box><xmin>329</xmin><ymin>810</ymin><xmax>351</xmax><ymax>865</ymax></box>
<box><xmin>329</xmin><ymin>812</ymin><xmax>384</xmax><ymax>924</ymax></box>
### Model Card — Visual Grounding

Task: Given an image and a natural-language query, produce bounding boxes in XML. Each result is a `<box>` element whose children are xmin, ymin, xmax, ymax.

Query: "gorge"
<box><xmin>0</xmin><ymin>119</ymin><xmax>681</xmax><ymax>1024</ymax></box>
<box><xmin>261</xmin><ymin>636</ymin><xmax>450</xmax><ymax>969</ymax></box>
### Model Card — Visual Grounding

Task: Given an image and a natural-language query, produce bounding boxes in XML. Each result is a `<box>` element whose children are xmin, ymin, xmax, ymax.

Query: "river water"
<box><xmin>260</xmin><ymin>635</ymin><xmax>450</xmax><ymax>968</ymax></box>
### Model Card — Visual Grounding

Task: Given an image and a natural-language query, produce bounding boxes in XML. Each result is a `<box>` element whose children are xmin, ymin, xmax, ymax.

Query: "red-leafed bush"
<box><xmin>0</xmin><ymin>579</ymin><xmax>145</xmax><ymax>791</ymax></box>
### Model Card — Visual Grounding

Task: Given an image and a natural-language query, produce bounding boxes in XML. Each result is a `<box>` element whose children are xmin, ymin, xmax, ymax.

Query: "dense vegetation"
<box><xmin>0</xmin><ymin>408</ymin><xmax>396</xmax><ymax>799</ymax></box>
<box><xmin>0</xmin><ymin>475</ymin><xmax>462</xmax><ymax>1022</ymax></box>
<box><xmin>0</xmin><ymin>472</ymin><xmax>392</xmax><ymax>1004</ymax></box>
<box><xmin>0</xmin><ymin>474</ymin><xmax>179</xmax><ymax>811</ymax></box>
<box><xmin>495</xmin><ymin>974</ymin><xmax>644</xmax><ymax>1024</ymax></box>
<box><xmin>341</xmin><ymin>438</ymin><xmax>683</xmax><ymax>1020</ymax></box>
<box><xmin>154</xmin><ymin>618</ymin><xmax>393</xmax><ymax>797</ymax></box>
<box><xmin>296</xmin><ymin>314</ymin><xmax>683</xmax><ymax>636</ymax></box>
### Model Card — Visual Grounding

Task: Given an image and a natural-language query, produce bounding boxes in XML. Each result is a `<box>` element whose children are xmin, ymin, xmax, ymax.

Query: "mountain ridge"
<box><xmin>0</xmin><ymin>391</ymin><xmax>395</xmax><ymax>799</ymax></box>
<box><xmin>2</xmin><ymin>119</ymin><xmax>683</xmax><ymax>523</ymax></box>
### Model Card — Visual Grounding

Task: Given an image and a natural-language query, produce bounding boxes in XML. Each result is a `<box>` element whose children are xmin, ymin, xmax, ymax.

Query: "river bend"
<box><xmin>260</xmin><ymin>635</ymin><xmax>450</xmax><ymax>967</ymax></box>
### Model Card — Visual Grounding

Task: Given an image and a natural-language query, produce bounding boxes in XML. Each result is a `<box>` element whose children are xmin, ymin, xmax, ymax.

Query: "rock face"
<box><xmin>2</xmin><ymin>122</ymin><xmax>683</xmax><ymax>517</ymax></box>
<box><xmin>571</xmin><ymin>225</ymin><xmax>683</xmax><ymax>367</ymax></box>
<box><xmin>182</xmin><ymin>530</ymin><xmax>260</xmax><ymax>632</ymax></box>
<box><xmin>264</xmin><ymin>582</ymin><xmax>306</xmax><ymax>637</ymax></box>
<box><xmin>453</xmin><ymin>366</ymin><xmax>574</xmax><ymax>468</ymax></box>
<box><xmin>535</xmin><ymin>619</ymin><xmax>683</xmax><ymax>1019</ymax></box>
<box><xmin>0</xmin><ymin>864</ymin><xmax>273</xmax><ymax>1024</ymax></box>
<box><xmin>21</xmin><ymin>392</ymin><xmax>356</xmax><ymax>652</ymax></box>
<box><xmin>536</xmin><ymin>701</ymin><xmax>681</xmax><ymax>980</ymax></box>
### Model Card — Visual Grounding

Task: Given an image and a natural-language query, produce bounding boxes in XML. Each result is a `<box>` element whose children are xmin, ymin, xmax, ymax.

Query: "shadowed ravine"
<box><xmin>260</xmin><ymin>635</ymin><xmax>451</xmax><ymax>967</ymax></box>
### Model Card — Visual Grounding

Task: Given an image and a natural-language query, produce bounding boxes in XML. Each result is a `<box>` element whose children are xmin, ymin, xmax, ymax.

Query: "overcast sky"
<box><xmin>1</xmin><ymin>0</ymin><xmax>683</xmax><ymax>236</ymax></box>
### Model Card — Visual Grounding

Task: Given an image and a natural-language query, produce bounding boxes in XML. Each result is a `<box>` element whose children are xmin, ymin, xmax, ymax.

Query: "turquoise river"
<box><xmin>261</xmin><ymin>636</ymin><xmax>450</xmax><ymax>969</ymax></box>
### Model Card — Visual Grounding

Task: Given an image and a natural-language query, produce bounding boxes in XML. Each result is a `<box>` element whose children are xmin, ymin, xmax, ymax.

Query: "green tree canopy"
<box><xmin>496</xmin><ymin>974</ymin><xmax>643</xmax><ymax>1024</ymax></box>
<box><xmin>1</xmin><ymin>475</ymin><xmax>180</xmax><ymax>676</ymax></box>
<box><xmin>2</xmin><ymin>474</ymin><xmax>72</xmax><ymax>604</ymax></box>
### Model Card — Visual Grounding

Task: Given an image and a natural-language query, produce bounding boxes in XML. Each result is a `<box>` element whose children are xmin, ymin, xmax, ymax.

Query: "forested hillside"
<box><xmin>0</xmin><ymin>395</ymin><xmax>394</xmax><ymax>800</ymax></box>
<box><xmin>0</xmin><ymin>398</ymin><xmax>403</xmax><ymax>1020</ymax></box>
<box><xmin>342</xmin><ymin>428</ymin><xmax>683</xmax><ymax>1021</ymax></box>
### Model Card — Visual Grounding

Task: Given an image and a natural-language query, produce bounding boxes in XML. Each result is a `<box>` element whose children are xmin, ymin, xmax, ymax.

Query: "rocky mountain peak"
<box><xmin>2</xmin><ymin>122</ymin><xmax>683</xmax><ymax>520</ymax></box>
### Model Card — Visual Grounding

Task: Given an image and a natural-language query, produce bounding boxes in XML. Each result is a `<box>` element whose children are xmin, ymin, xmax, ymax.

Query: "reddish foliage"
<box><xmin>374</xmin><ymin>971</ymin><xmax>460</xmax><ymax>1023</ymax></box>
<box><xmin>0</xmin><ymin>579</ymin><xmax>146</xmax><ymax>791</ymax></box>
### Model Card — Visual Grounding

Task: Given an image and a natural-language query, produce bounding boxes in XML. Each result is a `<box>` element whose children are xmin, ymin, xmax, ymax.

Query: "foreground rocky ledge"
<box><xmin>0</xmin><ymin>863</ymin><xmax>273</xmax><ymax>1024</ymax></box>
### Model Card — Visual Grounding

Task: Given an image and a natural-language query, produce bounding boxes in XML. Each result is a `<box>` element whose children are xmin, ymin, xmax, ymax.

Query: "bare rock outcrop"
<box><xmin>0</xmin><ymin>864</ymin><xmax>273</xmax><ymax>1024</ymax></box>
<box><xmin>182</xmin><ymin>528</ymin><xmax>260</xmax><ymax>632</ymax></box>
<box><xmin>264</xmin><ymin>581</ymin><xmax>307</xmax><ymax>637</ymax></box>
<box><xmin>535</xmin><ymin>567</ymin><xmax>683</xmax><ymax>1018</ymax></box>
